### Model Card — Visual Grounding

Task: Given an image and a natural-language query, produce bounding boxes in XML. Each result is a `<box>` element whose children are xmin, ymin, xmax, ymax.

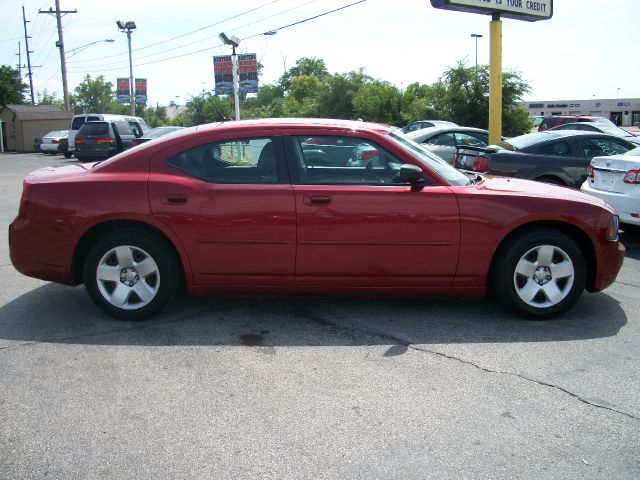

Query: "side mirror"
<box><xmin>399</xmin><ymin>164</ymin><xmax>426</xmax><ymax>186</ymax></box>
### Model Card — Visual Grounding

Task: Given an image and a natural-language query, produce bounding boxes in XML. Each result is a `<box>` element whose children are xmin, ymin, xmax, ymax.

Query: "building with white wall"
<box><xmin>522</xmin><ymin>98</ymin><xmax>640</xmax><ymax>127</ymax></box>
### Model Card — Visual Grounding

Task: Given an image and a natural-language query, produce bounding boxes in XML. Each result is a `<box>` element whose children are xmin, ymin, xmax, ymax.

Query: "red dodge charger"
<box><xmin>9</xmin><ymin>118</ymin><xmax>625</xmax><ymax>320</ymax></box>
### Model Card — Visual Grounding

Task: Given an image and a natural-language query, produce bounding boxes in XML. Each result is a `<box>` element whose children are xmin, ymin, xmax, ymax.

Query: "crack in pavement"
<box><xmin>299</xmin><ymin>309</ymin><xmax>640</xmax><ymax>422</ymax></box>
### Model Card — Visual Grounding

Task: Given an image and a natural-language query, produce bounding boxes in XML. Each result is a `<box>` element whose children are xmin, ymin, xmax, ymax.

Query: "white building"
<box><xmin>522</xmin><ymin>98</ymin><xmax>640</xmax><ymax>127</ymax></box>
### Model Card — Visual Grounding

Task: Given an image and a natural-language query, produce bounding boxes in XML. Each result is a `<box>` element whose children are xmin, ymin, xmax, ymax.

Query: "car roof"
<box><xmin>407</xmin><ymin>126</ymin><xmax>488</xmax><ymax>137</ymax></box>
<box><xmin>190</xmin><ymin>118</ymin><xmax>392</xmax><ymax>135</ymax></box>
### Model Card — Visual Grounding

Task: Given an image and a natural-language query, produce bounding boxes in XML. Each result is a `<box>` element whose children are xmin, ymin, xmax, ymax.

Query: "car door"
<box><xmin>284</xmin><ymin>134</ymin><xmax>460</xmax><ymax>288</ymax></box>
<box><xmin>148</xmin><ymin>133</ymin><xmax>296</xmax><ymax>286</ymax></box>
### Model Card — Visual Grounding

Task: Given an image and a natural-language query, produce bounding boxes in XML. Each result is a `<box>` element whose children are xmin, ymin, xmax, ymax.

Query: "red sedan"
<box><xmin>9</xmin><ymin>118</ymin><xmax>625</xmax><ymax>320</ymax></box>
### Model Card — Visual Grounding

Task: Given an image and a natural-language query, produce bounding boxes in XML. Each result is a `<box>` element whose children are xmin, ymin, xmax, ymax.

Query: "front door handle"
<box><xmin>304</xmin><ymin>195</ymin><xmax>331</xmax><ymax>206</ymax></box>
<box><xmin>163</xmin><ymin>194</ymin><xmax>188</xmax><ymax>204</ymax></box>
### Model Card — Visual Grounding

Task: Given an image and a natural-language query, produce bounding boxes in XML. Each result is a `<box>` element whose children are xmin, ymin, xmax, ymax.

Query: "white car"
<box><xmin>581</xmin><ymin>147</ymin><xmax>640</xmax><ymax>227</ymax></box>
<box><xmin>39</xmin><ymin>130</ymin><xmax>68</xmax><ymax>154</ymax></box>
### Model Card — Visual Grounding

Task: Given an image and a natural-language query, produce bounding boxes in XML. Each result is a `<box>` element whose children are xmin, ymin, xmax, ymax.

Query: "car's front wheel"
<box><xmin>83</xmin><ymin>230</ymin><xmax>179</xmax><ymax>320</ymax></box>
<box><xmin>492</xmin><ymin>228</ymin><xmax>586</xmax><ymax>319</ymax></box>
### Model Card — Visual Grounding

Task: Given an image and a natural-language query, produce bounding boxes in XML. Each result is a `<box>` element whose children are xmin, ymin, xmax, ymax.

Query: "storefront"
<box><xmin>522</xmin><ymin>98</ymin><xmax>640</xmax><ymax>127</ymax></box>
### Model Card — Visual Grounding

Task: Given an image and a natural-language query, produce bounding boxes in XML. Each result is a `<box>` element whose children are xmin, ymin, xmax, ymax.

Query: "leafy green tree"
<box><xmin>0</xmin><ymin>65</ymin><xmax>28</xmax><ymax>107</ymax></box>
<box><xmin>37</xmin><ymin>89</ymin><xmax>64</xmax><ymax>108</ymax></box>
<box><xmin>352</xmin><ymin>81</ymin><xmax>403</xmax><ymax>125</ymax></box>
<box><xmin>180</xmin><ymin>93</ymin><xmax>233</xmax><ymax>126</ymax></box>
<box><xmin>70</xmin><ymin>75</ymin><xmax>118</xmax><ymax>113</ymax></box>
<box><xmin>245</xmin><ymin>84</ymin><xmax>284</xmax><ymax>118</ymax></box>
<box><xmin>318</xmin><ymin>70</ymin><xmax>372</xmax><ymax>119</ymax></box>
<box><xmin>278</xmin><ymin>57</ymin><xmax>329</xmax><ymax>92</ymax></box>
<box><xmin>414</xmin><ymin>61</ymin><xmax>532</xmax><ymax>136</ymax></box>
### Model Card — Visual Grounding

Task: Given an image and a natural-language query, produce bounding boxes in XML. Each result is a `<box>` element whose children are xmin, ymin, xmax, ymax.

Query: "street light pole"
<box><xmin>219</xmin><ymin>32</ymin><xmax>241</xmax><ymax>121</ymax></box>
<box><xmin>471</xmin><ymin>33</ymin><xmax>483</xmax><ymax>69</ymax></box>
<box><xmin>117</xmin><ymin>21</ymin><xmax>137</xmax><ymax>116</ymax></box>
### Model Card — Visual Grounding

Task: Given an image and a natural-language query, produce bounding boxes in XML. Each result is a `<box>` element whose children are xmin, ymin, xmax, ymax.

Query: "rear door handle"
<box><xmin>303</xmin><ymin>195</ymin><xmax>332</xmax><ymax>206</ymax></box>
<box><xmin>163</xmin><ymin>194</ymin><xmax>188</xmax><ymax>204</ymax></box>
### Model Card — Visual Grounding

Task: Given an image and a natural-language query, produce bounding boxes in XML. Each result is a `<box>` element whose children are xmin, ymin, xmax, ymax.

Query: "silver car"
<box><xmin>39</xmin><ymin>130</ymin><xmax>68</xmax><ymax>155</ymax></box>
<box><xmin>407</xmin><ymin>126</ymin><xmax>491</xmax><ymax>163</ymax></box>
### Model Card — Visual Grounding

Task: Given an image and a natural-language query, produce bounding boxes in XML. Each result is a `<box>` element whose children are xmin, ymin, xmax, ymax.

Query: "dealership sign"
<box><xmin>430</xmin><ymin>0</ymin><xmax>552</xmax><ymax>21</ymax></box>
<box><xmin>213</xmin><ymin>54</ymin><xmax>259</xmax><ymax>96</ymax></box>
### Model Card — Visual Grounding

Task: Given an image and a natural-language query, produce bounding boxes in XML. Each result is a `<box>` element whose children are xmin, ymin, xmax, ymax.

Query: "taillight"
<box><xmin>52</xmin><ymin>139</ymin><xmax>59</xmax><ymax>144</ymax></box>
<box><xmin>75</xmin><ymin>138</ymin><xmax>85</xmax><ymax>144</ymax></box>
<box><xmin>623</xmin><ymin>169</ymin><xmax>640</xmax><ymax>184</ymax></box>
<box><xmin>473</xmin><ymin>156</ymin><xmax>489</xmax><ymax>173</ymax></box>
<box><xmin>95</xmin><ymin>138</ymin><xmax>114</xmax><ymax>144</ymax></box>
<box><xmin>586</xmin><ymin>164</ymin><xmax>594</xmax><ymax>178</ymax></box>
<box><xmin>131</xmin><ymin>139</ymin><xmax>139</xmax><ymax>147</ymax></box>
<box><xmin>18</xmin><ymin>181</ymin><xmax>31</xmax><ymax>217</ymax></box>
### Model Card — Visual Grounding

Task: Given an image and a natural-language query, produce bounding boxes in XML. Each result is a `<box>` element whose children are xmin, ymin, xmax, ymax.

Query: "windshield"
<box><xmin>386</xmin><ymin>129</ymin><xmax>470</xmax><ymax>186</ymax></box>
<box><xmin>500</xmin><ymin>132</ymin><xmax>560</xmax><ymax>151</ymax></box>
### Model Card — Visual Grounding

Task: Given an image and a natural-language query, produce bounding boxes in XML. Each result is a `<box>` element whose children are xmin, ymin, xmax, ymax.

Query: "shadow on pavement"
<box><xmin>0</xmin><ymin>282</ymin><xmax>627</xmax><ymax>348</ymax></box>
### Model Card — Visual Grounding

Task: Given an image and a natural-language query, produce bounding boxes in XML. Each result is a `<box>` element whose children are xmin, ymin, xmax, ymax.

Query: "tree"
<box><xmin>70</xmin><ymin>75</ymin><xmax>118</xmax><ymax>114</ymax></box>
<box><xmin>412</xmin><ymin>60</ymin><xmax>532</xmax><ymax>136</ymax></box>
<box><xmin>179</xmin><ymin>93</ymin><xmax>233</xmax><ymax>126</ymax></box>
<box><xmin>318</xmin><ymin>70</ymin><xmax>373</xmax><ymax>119</ymax></box>
<box><xmin>0</xmin><ymin>65</ymin><xmax>28</xmax><ymax>107</ymax></box>
<box><xmin>352</xmin><ymin>81</ymin><xmax>403</xmax><ymax>125</ymax></box>
<box><xmin>278</xmin><ymin>57</ymin><xmax>329</xmax><ymax>92</ymax></box>
<box><xmin>37</xmin><ymin>89</ymin><xmax>64</xmax><ymax>108</ymax></box>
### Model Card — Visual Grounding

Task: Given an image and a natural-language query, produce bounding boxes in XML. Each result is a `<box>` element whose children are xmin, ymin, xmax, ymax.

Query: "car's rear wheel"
<box><xmin>83</xmin><ymin>230</ymin><xmax>179</xmax><ymax>320</ymax></box>
<box><xmin>492</xmin><ymin>228</ymin><xmax>586</xmax><ymax>319</ymax></box>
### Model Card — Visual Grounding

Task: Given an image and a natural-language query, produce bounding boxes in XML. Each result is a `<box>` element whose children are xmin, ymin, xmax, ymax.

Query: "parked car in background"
<box><xmin>74</xmin><ymin>120</ymin><xmax>136</xmax><ymax>162</ymax></box>
<box><xmin>33</xmin><ymin>136</ymin><xmax>43</xmax><ymax>152</ymax></box>
<box><xmin>538</xmin><ymin>115</ymin><xmax>615</xmax><ymax>132</ymax></box>
<box><xmin>57</xmin><ymin>137</ymin><xmax>69</xmax><ymax>157</ymax></box>
<box><xmin>67</xmin><ymin>113</ymin><xmax>150</xmax><ymax>158</ymax></box>
<box><xmin>453</xmin><ymin>131</ymin><xmax>636</xmax><ymax>188</ymax></box>
<box><xmin>531</xmin><ymin>115</ymin><xmax>544</xmax><ymax>128</ymax></box>
<box><xmin>131</xmin><ymin>126</ymin><xmax>186</xmax><ymax>147</ymax></box>
<box><xmin>401</xmin><ymin>120</ymin><xmax>458</xmax><ymax>133</ymax></box>
<box><xmin>39</xmin><ymin>130</ymin><xmax>68</xmax><ymax>155</ymax></box>
<box><xmin>407</xmin><ymin>126</ymin><xmax>492</xmax><ymax>163</ymax></box>
<box><xmin>549</xmin><ymin>122</ymin><xmax>640</xmax><ymax>145</ymax></box>
<box><xmin>581</xmin><ymin>147</ymin><xmax>640</xmax><ymax>228</ymax></box>
<box><xmin>9</xmin><ymin>118</ymin><xmax>624</xmax><ymax>321</ymax></box>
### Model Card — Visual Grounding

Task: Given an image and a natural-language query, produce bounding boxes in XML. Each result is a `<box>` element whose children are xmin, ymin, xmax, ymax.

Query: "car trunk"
<box><xmin>591</xmin><ymin>156</ymin><xmax>640</xmax><ymax>194</ymax></box>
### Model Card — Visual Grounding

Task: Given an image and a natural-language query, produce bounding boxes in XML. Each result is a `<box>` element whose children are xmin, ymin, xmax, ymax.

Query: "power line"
<box><xmin>68</xmin><ymin>0</ymin><xmax>283</xmax><ymax>66</ymax></box>
<box><xmin>66</xmin><ymin>0</ymin><xmax>368</xmax><ymax>74</ymax></box>
<box><xmin>67</xmin><ymin>0</ymin><xmax>322</xmax><ymax>70</ymax></box>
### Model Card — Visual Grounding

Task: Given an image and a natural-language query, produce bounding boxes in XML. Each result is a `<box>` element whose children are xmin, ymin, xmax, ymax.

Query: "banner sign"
<box><xmin>135</xmin><ymin>78</ymin><xmax>147</xmax><ymax>104</ymax></box>
<box><xmin>430</xmin><ymin>0</ymin><xmax>552</xmax><ymax>21</ymax></box>
<box><xmin>116</xmin><ymin>78</ymin><xmax>130</xmax><ymax>104</ymax></box>
<box><xmin>213</xmin><ymin>54</ymin><xmax>259</xmax><ymax>96</ymax></box>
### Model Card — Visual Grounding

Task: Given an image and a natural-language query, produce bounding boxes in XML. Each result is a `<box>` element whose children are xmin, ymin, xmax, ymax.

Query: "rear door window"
<box><xmin>540</xmin><ymin>141</ymin><xmax>571</xmax><ymax>155</ymax></box>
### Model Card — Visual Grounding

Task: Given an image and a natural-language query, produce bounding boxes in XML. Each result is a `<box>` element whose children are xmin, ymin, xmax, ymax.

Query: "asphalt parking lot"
<box><xmin>1</xmin><ymin>152</ymin><xmax>639</xmax><ymax>479</ymax></box>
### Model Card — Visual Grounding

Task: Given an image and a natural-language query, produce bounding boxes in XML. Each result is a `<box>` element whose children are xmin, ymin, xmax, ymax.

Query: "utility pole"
<box><xmin>39</xmin><ymin>1</ymin><xmax>77</xmax><ymax>111</ymax></box>
<box><xmin>16</xmin><ymin>42</ymin><xmax>22</xmax><ymax>81</ymax></box>
<box><xmin>21</xmin><ymin>6</ymin><xmax>35</xmax><ymax>104</ymax></box>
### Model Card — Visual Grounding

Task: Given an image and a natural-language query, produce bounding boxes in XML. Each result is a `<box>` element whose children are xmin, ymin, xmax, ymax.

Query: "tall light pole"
<box><xmin>219</xmin><ymin>32</ymin><xmax>241</xmax><ymax>121</ymax></box>
<box><xmin>117</xmin><ymin>21</ymin><xmax>136</xmax><ymax>116</ymax></box>
<box><xmin>471</xmin><ymin>33</ymin><xmax>483</xmax><ymax>69</ymax></box>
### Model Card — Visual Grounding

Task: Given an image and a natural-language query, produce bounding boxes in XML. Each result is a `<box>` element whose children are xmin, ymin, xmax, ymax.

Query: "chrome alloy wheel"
<box><xmin>513</xmin><ymin>244</ymin><xmax>575</xmax><ymax>308</ymax></box>
<box><xmin>95</xmin><ymin>245</ymin><xmax>160</xmax><ymax>310</ymax></box>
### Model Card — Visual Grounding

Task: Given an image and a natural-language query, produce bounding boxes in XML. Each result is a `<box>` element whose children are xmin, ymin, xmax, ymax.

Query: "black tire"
<box><xmin>64</xmin><ymin>152</ymin><xmax>73</xmax><ymax>159</ymax></box>
<box><xmin>83</xmin><ymin>230</ymin><xmax>179</xmax><ymax>320</ymax></box>
<box><xmin>492</xmin><ymin>228</ymin><xmax>586</xmax><ymax>319</ymax></box>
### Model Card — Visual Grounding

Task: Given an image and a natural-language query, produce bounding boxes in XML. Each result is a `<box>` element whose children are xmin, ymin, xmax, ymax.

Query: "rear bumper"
<box><xmin>9</xmin><ymin>217</ymin><xmax>74</xmax><ymax>285</ymax></box>
<box><xmin>581</xmin><ymin>181</ymin><xmax>640</xmax><ymax>226</ymax></box>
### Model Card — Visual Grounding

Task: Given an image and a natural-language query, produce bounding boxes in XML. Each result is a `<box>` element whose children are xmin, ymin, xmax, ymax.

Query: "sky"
<box><xmin>1</xmin><ymin>0</ymin><xmax>638</xmax><ymax>107</ymax></box>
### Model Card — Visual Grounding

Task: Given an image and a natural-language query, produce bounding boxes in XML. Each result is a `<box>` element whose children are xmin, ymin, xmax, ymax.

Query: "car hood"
<box><xmin>476</xmin><ymin>175</ymin><xmax>610</xmax><ymax>209</ymax></box>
